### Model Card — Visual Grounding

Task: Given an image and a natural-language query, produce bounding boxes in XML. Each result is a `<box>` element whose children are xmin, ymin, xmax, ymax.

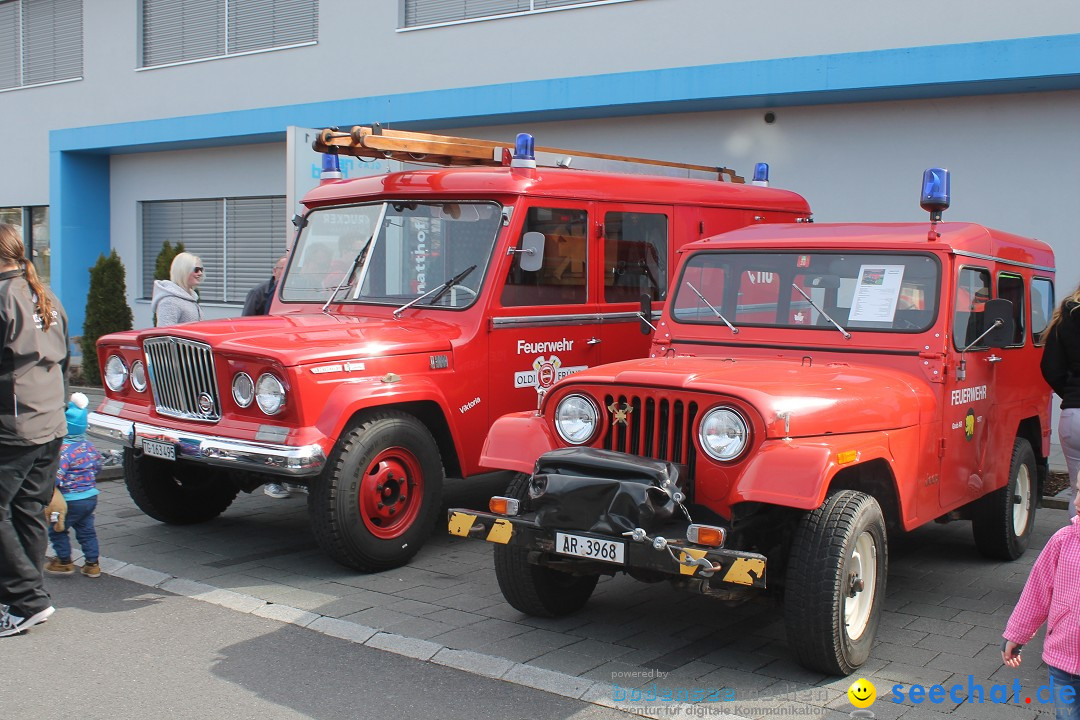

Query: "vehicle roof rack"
<box><xmin>313</xmin><ymin>125</ymin><xmax>745</xmax><ymax>183</ymax></box>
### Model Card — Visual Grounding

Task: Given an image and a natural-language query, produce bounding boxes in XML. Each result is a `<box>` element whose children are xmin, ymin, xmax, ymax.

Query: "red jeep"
<box><xmin>449</xmin><ymin>169</ymin><xmax>1055</xmax><ymax>674</ymax></box>
<box><xmin>88</xmin><ymin>128</ymin><xmax>810</xmax><ymax>571</ymax></box>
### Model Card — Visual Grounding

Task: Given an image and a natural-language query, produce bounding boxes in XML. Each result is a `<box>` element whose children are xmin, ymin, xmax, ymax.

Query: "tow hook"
<box><xmin>847</xmin><ymin>572</ymin><xmax>864</xmax><ymax>597</ymax></box>
<box><xmin>623</xmin><ymin>527</ymin><xmax>720</xmax><ymax>577</ymax></box>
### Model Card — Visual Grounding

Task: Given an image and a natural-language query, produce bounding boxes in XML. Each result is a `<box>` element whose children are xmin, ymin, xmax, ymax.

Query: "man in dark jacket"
<box><xmin>242</xmin><ymin>256</ymin><xmax>287</xmax><ymax>317</ymax></box>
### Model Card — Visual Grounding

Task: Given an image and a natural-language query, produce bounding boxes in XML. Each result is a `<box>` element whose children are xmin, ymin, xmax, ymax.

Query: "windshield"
<box><xmin>281</xmin><ymin>201</ymin><xmax>502</xmax><ymax>307</ymax></box>
<box><xmin>672</xmin><ymin>251</ymin><xmax>940</xmax><ymax>332</ymax></box>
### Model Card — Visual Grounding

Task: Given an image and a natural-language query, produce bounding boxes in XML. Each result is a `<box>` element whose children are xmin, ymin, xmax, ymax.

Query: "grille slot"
<box><xmin>602</xmin><ymin>392</ymin><xmax>698</xmax><ymax>477</ymax></box>
<box><xmin>144</xmin><ymin>337</ymin><xmax>221</xmax><ymax>422</ymax></box>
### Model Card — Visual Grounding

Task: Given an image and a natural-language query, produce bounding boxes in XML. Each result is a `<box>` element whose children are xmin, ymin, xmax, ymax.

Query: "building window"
<box><xmin>0</xmin><ymin>206</ymin><xmax>50</xmax><ymax>283</ymax></box>
<box><xmin>141</xmin><ymin>196</ymin><xmax>287</xmax><ymax>303</ymax></box>
<box><xmin>401</xmin><ymin>0</ymin><xmax>629</xmax><ymax>29</ymax></box>
<box><xmin>141</xmin><ymin>0</ymin><xmax>318</xmax><ymax>68</ymax></box>
<box><xmin>0</xmin><ymin>0</ymin><xmax>83</xmax><ymax>90</ymax></box>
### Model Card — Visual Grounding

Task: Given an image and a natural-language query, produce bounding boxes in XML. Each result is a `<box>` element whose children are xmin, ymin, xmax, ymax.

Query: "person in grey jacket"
<box><xmin>151</xmin><ymin>252</ymin><xmax>203</xmax><ymax>326</ymax></box>
<box><xmin>0</xmin><ymin>223</ymin><xmax>68</xmax><ymax>637</ymax></box>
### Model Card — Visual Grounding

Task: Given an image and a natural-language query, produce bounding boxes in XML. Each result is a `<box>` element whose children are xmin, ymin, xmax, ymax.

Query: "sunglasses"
<box><xmin>193</xmin><ymin>267</ymin><xmax>204</xmax><ymax>273</ymax></box>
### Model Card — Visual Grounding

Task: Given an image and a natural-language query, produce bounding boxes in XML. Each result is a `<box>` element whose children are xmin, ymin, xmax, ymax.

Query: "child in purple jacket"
<box><xmin>45</xmin><ymin>393</ymin><xmax>103</xmax><ymax>578</ymax></box>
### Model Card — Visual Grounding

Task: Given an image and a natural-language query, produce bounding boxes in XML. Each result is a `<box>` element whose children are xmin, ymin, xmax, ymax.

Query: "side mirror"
<box><xmin>981</xmin><ymin>298</ymin><xmax>1015</xmax><ymax>348</ymax></box>
<box><xmin>639</xmin><ymin>292</ymin><xmax>656</xmax><ymax>334</ymax></box>
<box><xmin>517</xmin><ymin>231</ymin><xmax>545</xmax><ymax>273</ymax></box>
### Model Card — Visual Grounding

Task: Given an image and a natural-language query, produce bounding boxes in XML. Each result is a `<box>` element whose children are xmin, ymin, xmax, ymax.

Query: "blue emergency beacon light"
<box><xmin>920</xmin><ymin>167</ymin><xmax>950</xmax><ymax>223</ymax></box>
<box><xmin>321</xmin><ymin>151</ymin><xmax>343</xmax><ymax>182</ymax></box>
<box><xmin>752</xmin><ymin>163</ymin><xmax>769</xmax><ymax>187</ymax></box>
<box><xmin>511</xmin><ymin>133</ymin><xmax>537</xmax><ymax>169</ymax></box>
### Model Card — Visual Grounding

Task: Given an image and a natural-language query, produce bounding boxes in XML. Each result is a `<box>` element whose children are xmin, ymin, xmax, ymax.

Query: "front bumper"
<box><xmin>448</xmin><ymin>509</ymin><xmax>767</xmax><ymax>588</ymax></box>
<box><xmin>88</xmin><ymin>411</ymin><xmax>326</xmax><ymax>477</ymax></box>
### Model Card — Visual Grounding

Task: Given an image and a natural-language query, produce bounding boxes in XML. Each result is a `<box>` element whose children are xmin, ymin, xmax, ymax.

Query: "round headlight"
<box><xmin>554</xmin><ymin>394</ymin><xmax>599</xmax><ymax>445</ymax></box>
<box><xmin>232</xmin><ymin>372</ymin><xmax>255</xmax><ymax>408</ymax></box>
<box><xmin>698</xmin><ymin>407</ymin><xmax>749</xmax><ymax>461</ymax></box>
<box><xmin>255</xmin><ymin>373</ymin><xmax>286</xmax><ymax>415</ymax></box>
<box><xmin>104</xmin><ymin>355</ymin><xmax>128</xmax><ymax>392</ymax></box>
<box><xmin>130</xmin><ymin>360</ymin><xmax>147</xmax><ymax>392</ymax></box>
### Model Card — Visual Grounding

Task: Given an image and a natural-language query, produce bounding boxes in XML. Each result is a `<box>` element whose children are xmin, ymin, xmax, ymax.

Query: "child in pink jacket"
<box><xmin>1002</xmin><ymin>494</ymin><xmax>1080</xmax><ymax>719</ymax></box>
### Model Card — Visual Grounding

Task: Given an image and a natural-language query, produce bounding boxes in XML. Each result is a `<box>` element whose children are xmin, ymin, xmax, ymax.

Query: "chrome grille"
<box><xmin>601</xmin><ymin>391</ymin><xmax>699</xmax><ymax>476</ymax></box>
<box><xmin>143</xmin><ymin>337</ymin><xmax>221</xmax><ymax>422</ymax></box>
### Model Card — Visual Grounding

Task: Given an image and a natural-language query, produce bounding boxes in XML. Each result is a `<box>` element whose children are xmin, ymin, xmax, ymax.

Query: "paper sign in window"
<box><xmin>848</xmin><ymin>265</ymin><xmax>905</xmax><ymax>323</ymax></box>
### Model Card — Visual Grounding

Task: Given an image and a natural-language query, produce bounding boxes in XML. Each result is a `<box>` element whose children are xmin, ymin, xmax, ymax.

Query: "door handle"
<box><xmin>587</xmin><ymin>337</ymin><xmax>601</xmax><ymax>345</ymax></box>
<box><xmin>986</xmin><ymin>354</ymin><xmax>1003</xmax><ymax>363</ymax></box>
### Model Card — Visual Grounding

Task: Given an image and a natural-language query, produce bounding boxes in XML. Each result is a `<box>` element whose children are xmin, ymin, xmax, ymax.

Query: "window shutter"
<box><xmin>142</xmin><ymin>0</ymin><xmax>224</xmax><ymax>66</ymax></box>
<box><xmin>228</xmin><ymin>0</ymin><xmax>317</xmax><ymax>54</ymax></box>
<box><xmin>224</xmin><ymin>196</ymin><xmax>287</xmax><ymax>303</ymax></box>
<box><xmin>0</xmin><ymin>2</ymin><xmax>19</xmax><ymax>89</ymax></box>
<box><xmin>142</xmin><ymin>197</ymin><xmax>286</xmax><ymax>305</ymax></box>
<box><xmin>532</xmin><ymin>0</ymin><xmax>593</xmax><ymax>7</ymax></box>
<box><xmin>142</xmin><ymin>199</ymin><xmax>224</xmax><ymax>302</ymax></box>
<box><xmin>22</xmin><ymin>0</ymin><xmax>82</xmax><ymax>85</ymax></box>
<box><xmin>404</xmin><ymin>0</ymin><xmax>527</xmax><ymax>27</ymax></box>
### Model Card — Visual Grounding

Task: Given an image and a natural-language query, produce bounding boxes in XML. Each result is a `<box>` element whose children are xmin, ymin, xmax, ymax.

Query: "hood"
<box><xmin>150</xmin><ymin>280</ymin><xmax>198</xmax><ymax>314</ymax></box>
<box><xmin>560</xmin><ymin>357</ymin><xmax>932</xmax><ymax>438</ymax></box>
<box><xmin>136</xmin><ymin>312</ymin><xmax>460</xmax><ymax>366</ymax></box>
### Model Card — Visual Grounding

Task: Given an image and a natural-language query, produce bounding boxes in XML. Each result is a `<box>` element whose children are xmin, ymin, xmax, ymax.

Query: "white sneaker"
<box><xmin>283</xmin><ymin>482</ymin><xmax>308</xmax><ymax>495</ymax></box>
<box><xmin>0</xmin><ymin>606</ymin><xmax>54</xmax><ymax>637</ymax></box>
<box><xmin>263</xmin><ymin>483</ymin><xmax>291</xmax><ymax>499</ymax></box>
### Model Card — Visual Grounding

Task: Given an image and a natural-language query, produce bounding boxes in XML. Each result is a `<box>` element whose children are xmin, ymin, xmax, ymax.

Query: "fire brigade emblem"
<box><xmin>609</xmin><ymin>401</ymin><xmax>633</xmax><ymax>426</ymax></box>
<box><xmin>514</xmin><ymin>355</ymin><xmax>588</xmax><ymax>394</ymax></box>
<box><xmin>964</xmin><ymin>408</ymin><xmax>975</xmax><ymax>441</ymax></box>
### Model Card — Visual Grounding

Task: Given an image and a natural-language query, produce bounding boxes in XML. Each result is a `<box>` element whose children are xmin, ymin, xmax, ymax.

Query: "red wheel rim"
<box><xmin>358</xmin><ymin>446</ymin><xmax>424</xmax><ymax>539</ymax></box>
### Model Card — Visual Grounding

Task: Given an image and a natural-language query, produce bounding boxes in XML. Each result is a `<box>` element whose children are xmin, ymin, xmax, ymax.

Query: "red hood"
<box><xmin>556</xmin><ymin>357</ymin><xmax>932</xmax><ymax>438</ymax></box>
<box><xmin>129</xmin><ymin>313</ymin><xmax>459</xmax><ymax>366</ymax></box>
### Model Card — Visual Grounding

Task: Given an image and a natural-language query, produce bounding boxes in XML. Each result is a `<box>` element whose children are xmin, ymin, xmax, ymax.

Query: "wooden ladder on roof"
<box><xmin>312</xmin><ymin>125</ymin><xmax>745</xmax><ymax>183</ymax></box>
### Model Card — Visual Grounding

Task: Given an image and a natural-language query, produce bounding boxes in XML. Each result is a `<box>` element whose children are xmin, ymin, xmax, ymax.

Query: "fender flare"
<box><xmin>730</xmin><ymin>431</ymin><xmax>899</xmax><ymax>512</ymax></box>
<box><xmin>314</xmin><ymin>376</ymin><xmax>464</xmax><ymax>468</ymax></box>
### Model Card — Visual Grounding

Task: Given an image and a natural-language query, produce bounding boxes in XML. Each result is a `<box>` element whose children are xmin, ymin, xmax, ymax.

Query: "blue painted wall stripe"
<box><xmin>51</xmin><ymin>151</ymin><xmax>110</xmax><ymax>339</ymax></box>
<box><xmin>52</xmin><ymin>34</ymin><xmax>1080</xmax><ymax>153</ymax></box>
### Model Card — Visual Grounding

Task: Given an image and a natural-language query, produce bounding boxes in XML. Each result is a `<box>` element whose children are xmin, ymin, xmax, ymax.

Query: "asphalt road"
<box><xmin>0</xmin><ymin>573</ymin><xmax>640</xmax><ymax>720</ymax></box>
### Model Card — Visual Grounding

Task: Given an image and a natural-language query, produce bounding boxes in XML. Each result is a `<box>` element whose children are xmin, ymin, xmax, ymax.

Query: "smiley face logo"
<box><xmin>847</xmin><ymin>678</ymin><xmax>876</xmax><ymax>708</ymax></box>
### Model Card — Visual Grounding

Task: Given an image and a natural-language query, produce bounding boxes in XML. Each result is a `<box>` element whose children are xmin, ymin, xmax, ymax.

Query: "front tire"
<box><xmin>972</xmin><ymin>437</ymin><xmax>1036</xmax><ymax>560</ymax></box>
<box><xmin>783</xmin><ymin>490</ymin><xmax>888</xmax><ymax>675</ymax></box>
<box><xmin>493</xmin><ymin>473</ymin><xmax>600</xmax><ymax>617</ymax></box>
<box><xmin>124</xmin><ymin>448</ymin><xmax>238</xmax><ymax>524</ymax></box>
<box><xmin>309</xmin><ymin>411</ymin><xmax>444</xmax><ymax>572</ymax></box>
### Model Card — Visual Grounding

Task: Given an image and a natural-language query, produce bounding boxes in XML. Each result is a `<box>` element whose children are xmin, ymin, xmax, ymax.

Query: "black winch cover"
<box><xmin>527</xmin><ymin>447</ymin><xmax>684</xmax><ymax>535</ymax></box>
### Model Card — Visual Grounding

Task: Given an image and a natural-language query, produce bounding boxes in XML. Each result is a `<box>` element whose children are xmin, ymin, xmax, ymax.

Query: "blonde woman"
<box><xmin>0</xmin><ymin>223</ymin><xmax>68</xmax><ymax>637</ymax></box>
<box><xmin>1041</xmin><ymin>283</ymin><xmax>1080</xmax><ymax>519</ymax></box>
<box><xmin>151</xmin><ymin>252</ymin><xmax>204</xmax><ymax>326</ymax></box>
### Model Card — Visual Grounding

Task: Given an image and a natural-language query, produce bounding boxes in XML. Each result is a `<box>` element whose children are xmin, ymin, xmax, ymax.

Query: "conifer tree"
<box><xmin>154</xmin><ymin>240</ymin><xmax>186</xmax><ymax>281</ymax></box>
<box><xmin>80</xmin><ymin>250</ymin><xmax>134</xmax><ymax>386</ymax></box>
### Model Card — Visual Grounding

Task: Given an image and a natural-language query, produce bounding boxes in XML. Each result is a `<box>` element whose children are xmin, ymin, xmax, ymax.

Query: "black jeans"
<box><xmin>0</xmin><ymin>438</ymin><xmax>62</xmax><ymax>616</ymax></box>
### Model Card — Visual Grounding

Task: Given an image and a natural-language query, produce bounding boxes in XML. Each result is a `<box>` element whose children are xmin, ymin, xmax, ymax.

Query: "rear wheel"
<box><xmin>309</xmin><ymin>411</ymin><xmax>444</xmax><ymax>572</ymax></box>
<box><xmin>784</xmin><ymin>490</ymin><xmax>888</xmax><ymax>675</ymax></box>
<box><xmin>972</xmin><ymin>437</ymin><xmax>1036</xmax><ymax>560</ymax></box>
<box><xmin>493</xmin><ymin>473</ymin><xmax>600</xmax><ymax>617</ymax></box>
<box><xmin>124</xmin><ymin>448</ymin><xmax>238</xmax><ymax>524</ymax></box>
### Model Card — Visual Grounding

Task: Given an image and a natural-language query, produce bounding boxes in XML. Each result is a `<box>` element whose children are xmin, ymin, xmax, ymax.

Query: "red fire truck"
<box><xmin>88</xmin><ymin>127</ymin><xmax>811</xmax><ymax>571</ymax></box>
<box><xmin>449</xmin><ymin>169</ymin><xmax>1056</xmax><ymax>674</ymax></box>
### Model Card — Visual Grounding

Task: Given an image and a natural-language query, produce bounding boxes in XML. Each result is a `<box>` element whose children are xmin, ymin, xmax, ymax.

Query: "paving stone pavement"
<box><xmin>74</xmin><ymin>387</ymin><xmax>1070</xmax><ymax>718</ymax></box>
<box><xmin>59</xmin><ymin>464</ymin><xmax>1068</xmax><ymax>719</ymax></box>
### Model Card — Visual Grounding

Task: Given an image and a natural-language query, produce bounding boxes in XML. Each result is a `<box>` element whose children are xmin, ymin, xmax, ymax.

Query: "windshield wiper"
<box><xmin>685</xmin><ymin>282</ymin><xmax>738</xmax><ymax>334</ymax></box>
<box><xmin>792</xmin><ymin>284</ymin><xmax>851</xmax><ymax>339</ymax></box>
<box><xmin>321</xmin><ymin>236</ymin><xmax>373</xmax><ymax>314</ymax></box>
<box><xmin>393</xmin><ymin>265</ymin><xmax>477</xmax><ymax>319</ymax></box>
